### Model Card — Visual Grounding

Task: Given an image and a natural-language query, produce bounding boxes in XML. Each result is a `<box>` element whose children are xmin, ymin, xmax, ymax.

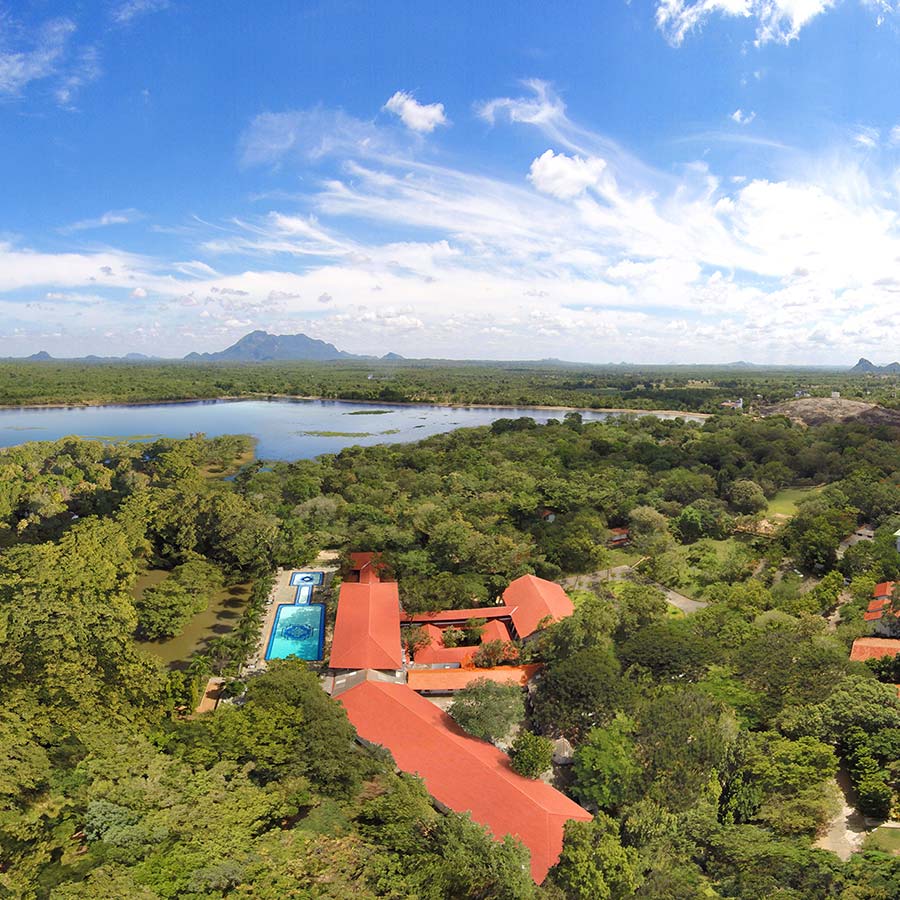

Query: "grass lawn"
<box><xmin>862</xmin><ymin>826</ymin><xmax>900</xmax><ymax>855</ymax></box>
<box><xmin>766</xmin><ymin>486</ymin><xmax>824</xmax><ymax>517</ymax></box>
<box><xmin>605</xmin><ymin>546</ymin><xmax>645</xmax><ymax>567</ymax></box>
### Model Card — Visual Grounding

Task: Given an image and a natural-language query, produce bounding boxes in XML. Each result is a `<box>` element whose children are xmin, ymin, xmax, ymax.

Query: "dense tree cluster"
<box><xmin>4</xmin><ymin>409</ymin><xmax>900</xmax><ymax>896</ymax></box>
<box><xmin>0</xmin><ymin>358</ymin><xmax>887</xmax><ymax>411</ymax></box>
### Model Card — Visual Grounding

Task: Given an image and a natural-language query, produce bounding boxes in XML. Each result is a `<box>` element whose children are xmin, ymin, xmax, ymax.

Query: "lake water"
<box><xmin>0</xmin><ymin>398</ymin><xmax>703</xmax><ymax>461</ymax></box>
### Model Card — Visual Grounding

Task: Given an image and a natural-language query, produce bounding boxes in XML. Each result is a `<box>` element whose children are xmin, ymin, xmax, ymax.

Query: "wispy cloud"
<box><xmin>54</xmin><ymin>45</ymin><xmax>101</xmax><ymax>108</ymax></box>
<box><xmin>60</xmin><ymin>208</ymin><xmax>143</xmax><ymax>233</ymax></box>
<box><xmin>853</xmin><ymin>126</ymin><xmax>880</xmax><ymax>149</ymax></box>
<box><xmin>239</xmin><ymin>107</ymin><xmax>401</xmax><ymax>167</ymax></box>
<box><xmin>0</xmin><ymin>17</ymin><xmax>76</xmax><ymax>97</ymax></box>
<box><xmin>111</xmin><ymin>0</ymin><xmax>171</xmax><ymax>25</ymax></box>
<box><xmin>9</xmin><ymin>82</ymin><xmax>900</xmax><ymax>362</ymax></box>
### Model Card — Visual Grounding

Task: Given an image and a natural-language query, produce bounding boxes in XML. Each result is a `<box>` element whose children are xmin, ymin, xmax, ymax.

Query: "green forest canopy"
<box><xmin>2</xmin><ymin>412</ymin><xmax>900</xmax><ymax>896</ymax></box>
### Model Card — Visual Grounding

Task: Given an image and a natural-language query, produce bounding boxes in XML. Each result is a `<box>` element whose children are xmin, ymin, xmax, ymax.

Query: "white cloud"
<box><xmin>383</xmin><ymin>90</ymin><xmax>448</xmax><ymax>133</ymax></box>
<box><xmin>731</xmin><ymin>108</ymin><xmax>756</xmax><ymax>125</ymax></box>
<box><xmin>656</xmin><ymin>0</ymin><xmax>839</xmax><ymax>46</ymax></box>
<box><xmin>528</xmin><ymin>150</ymin><xmax>607</xmax><ymax>199</ymax></box>
<box><xmin>131</xmin><ymin>287</ymin><xmax>147</xmax><ymax>298</ymax></box>
<box><xmin>12</xmin><ymin>83</ymin><xmax>900</xmax><ymax>362</ymax></box>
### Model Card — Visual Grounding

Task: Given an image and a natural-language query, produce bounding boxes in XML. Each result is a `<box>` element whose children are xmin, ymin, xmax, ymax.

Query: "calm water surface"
<box><xmin>0</xmin><ymin>398</ymin><xmax>702</xmax><ymax>460</ymax></box>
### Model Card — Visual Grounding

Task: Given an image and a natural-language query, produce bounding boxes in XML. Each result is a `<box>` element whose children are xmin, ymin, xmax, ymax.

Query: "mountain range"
<box><xmin>10</xmin><ymin>332</ymin><xmax>403</xmax><ymax>363</ymax></box>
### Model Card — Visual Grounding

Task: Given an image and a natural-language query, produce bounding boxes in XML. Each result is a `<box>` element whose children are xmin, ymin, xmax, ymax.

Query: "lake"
<box><xmin>0</xmin><ymin>398</ymin><xmax>704</xmax><ymax>460</ymax></box>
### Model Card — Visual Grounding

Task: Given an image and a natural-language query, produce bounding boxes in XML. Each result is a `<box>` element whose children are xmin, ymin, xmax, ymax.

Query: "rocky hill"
<box><xmin>762</xmin><ymin>397</ymin><xmax>900</xmax><ymax>427</ymax></box>
<box><xmin>850</xmin><ymin>357</ymin><xmax>900</xmax><ymax>374</ymax></box>
<box><xmin>184</xmin><ymin>330</ymin><xmax>369</xmax><ymax>362</ymax></box>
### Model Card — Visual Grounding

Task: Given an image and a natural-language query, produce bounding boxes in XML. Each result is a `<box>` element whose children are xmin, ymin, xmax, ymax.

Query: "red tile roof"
<box><xmin>874</xmin><ymin>581</ymin><xmax>895</xmax><ymax>598</ymax></box>
<box><xmin>864</xmin><ymin>611</ymin><xmax>886</xmax><ymax>621</ymax></box>
<box><xmin>413</xmin><ymin>639</ymin><xmax>475</xmax><ymax>666</ymax></box>
<box><xmin>502</xmin><ymin>575</ymin><xmax>575</xmax><ymax>638</ymax></box>
<box><xmin>411</xmin><ymin>618</ymin><xmax>515</xmax><ymax>666</ymax></box>
<box><xmin>849</xmin><ymin>637</ymin><xmax>900</xmax><ymax>662</ymax></box>
<box><xmin>349</xmin><ymin>551</ymin><xmax>383</xmax><ymax>584</ymax></box>
<box><xmin>868</xmin><ymin>598</ymin><xmax>890</xmax><ymax>612</ymax></box>
<box><xmin>336</xmin><ymin>681</ymin><xmax>591</xmax><ymax>882</ymax></box>
<box><xmin>481</xmin><ymin>619</ymin><xmax>511</xmax><ymax>642</ymax></box>
<box><xmin>403</xmin><ymin>606</ymin><xmax>513</xmax><ymax>625</ymax></box>
<box><xmin>407</xmin><ymin>665</ymin><xmax>541</xmax><ymax>692</ymax></box>
<box><xmin>329</xmin><ymin>581</ymin><xmax>403</xmax><ymax>670</ymax></box>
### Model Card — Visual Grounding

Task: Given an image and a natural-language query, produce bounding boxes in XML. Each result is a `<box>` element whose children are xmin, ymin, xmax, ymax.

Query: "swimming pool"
<box><xmin>290</xmin><ymin>571</ymin><xmax>324</xmax><ymax>586</ymax></box>
<box><xmin>265</xmin><ymin>603</ymin><xmax>325</xmax><ymax>660</ymax></box>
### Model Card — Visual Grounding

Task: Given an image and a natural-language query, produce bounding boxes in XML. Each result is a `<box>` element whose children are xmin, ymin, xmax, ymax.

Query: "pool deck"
<box><xmin>244</xmin><ymin>561</ymin><xmax>336</xmax><ymax>675</ymax></box>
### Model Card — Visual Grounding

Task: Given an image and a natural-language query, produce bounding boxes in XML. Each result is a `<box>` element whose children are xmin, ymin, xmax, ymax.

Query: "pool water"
<box><xmin>265</xmin><ymin>603</ymin><xmax>325</xmax><ymax>660</ymax></box>
<box><xmin>291</xmin><ymin>571</ymin><xmax>324</xmax><ymax>586</ymax></box>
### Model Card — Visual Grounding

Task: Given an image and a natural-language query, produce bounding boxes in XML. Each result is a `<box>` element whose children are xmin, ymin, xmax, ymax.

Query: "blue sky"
<box><xmin>3</xmin><ymin>0</ymin><xmax>900</xmax><ymax>363</ymax></box>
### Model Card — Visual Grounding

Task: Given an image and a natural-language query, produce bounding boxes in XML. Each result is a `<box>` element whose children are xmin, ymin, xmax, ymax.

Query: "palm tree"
<box><xmin>187</xmin><ymin>653</ymin><xmax>212</xmax><ymax>679</ymax></box>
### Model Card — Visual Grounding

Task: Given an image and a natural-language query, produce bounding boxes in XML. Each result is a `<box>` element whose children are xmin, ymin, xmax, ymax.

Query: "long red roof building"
<box><xmin>337</xmin><ymin>680</ymin><xmax>591</xmax><ymax>882</ymax></box>
<box><xmin>329</xmin><ymin>579</ymin><xmax>403</xmax><ymax>670</ymax></box>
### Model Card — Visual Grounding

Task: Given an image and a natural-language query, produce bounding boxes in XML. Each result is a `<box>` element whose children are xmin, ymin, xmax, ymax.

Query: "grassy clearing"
<box><xmin>605</xmin><ymin>546</ymin><xmax>645</xmax><ymax>567</ymax></box>
<box><xmin>766</xmin><ymin>486</ymin><xmax>823</xmax><ymax>517</ymax></box>
<box><xmin>862</xmin><ymin>826</ymin><xmax>900</xmax><ymax>855</ymax></box>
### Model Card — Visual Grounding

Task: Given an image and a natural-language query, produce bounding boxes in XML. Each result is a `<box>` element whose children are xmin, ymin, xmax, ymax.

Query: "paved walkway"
<box><xmin>815</xmin><ymin>769</ymin><xmax>877</xmax><ymax>860</ymax></box>
<box><xmin>659</xmin><ymin>586</ymin><xmax>708</xmax><ymax>614</ymax></box>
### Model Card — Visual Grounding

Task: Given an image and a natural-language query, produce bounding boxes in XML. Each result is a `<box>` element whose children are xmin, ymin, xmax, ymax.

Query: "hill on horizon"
<box><xmin>184</xmin><ymin>330</ymin><xmax>377</xmax><ymax>362</ymax></box>
<box><xmin>850</xmin><ymin>357</ymin><xmax>900</xmax><ymax>374</ymax></box>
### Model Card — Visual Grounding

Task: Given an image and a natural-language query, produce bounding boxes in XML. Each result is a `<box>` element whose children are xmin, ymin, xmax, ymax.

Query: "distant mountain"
<box><xmin>26</xmin><ymin>350</ymin><xmax>53</xmax><ymax>361</ymax></box>
<box><xmin>184</xmin><ymin>330</ymin><xmax>370</xmax><ymax>362</ymax></box>
<box><xmin>851</xmin><ymin>358</ymin><xmax>900</xmax><ymax>373</ymax></box>
<box><xmin>381</xmin><ymin>352</ymin><xmax>405</xmax><ymax>361</ymax></box>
